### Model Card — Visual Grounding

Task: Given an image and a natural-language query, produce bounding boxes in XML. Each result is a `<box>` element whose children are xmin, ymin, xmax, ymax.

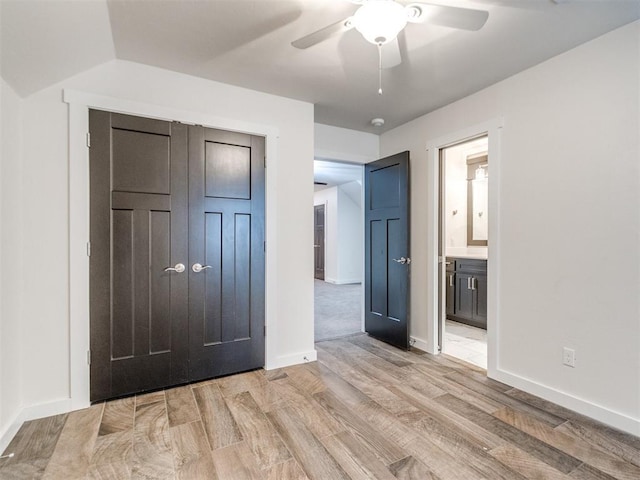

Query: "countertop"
<box><xmin>445</xmin><ymin>248</ymin><xmax>488</xmax><ymax>260</ymax></box>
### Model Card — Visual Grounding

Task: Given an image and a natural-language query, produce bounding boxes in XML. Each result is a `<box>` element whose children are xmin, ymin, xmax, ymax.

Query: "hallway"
<box><xmin>314</xmin><ymin>280</ymin><xmax>362</xmax><ymax>342</ymax></box>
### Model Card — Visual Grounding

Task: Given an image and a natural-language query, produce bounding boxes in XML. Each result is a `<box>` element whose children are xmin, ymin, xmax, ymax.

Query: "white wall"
<box><xmin>0</xmin><ymin>79</ymin><xmax>24</xmax><ymax>450</ymax></box>
<box><xmin>380</xmin><ymin>21</ymin><xmax>640</xmax><ymax>434</ymax></box>
<box><xmin>315</xmin><ymin>123</ymin><xmax>379</xmax><ymax>164</ymax></box>
<box><xmin>1</xmin><ymin>59</ymin><xmax>315</xmax><ymax>446</ymax></box>
<box><xmin>312</xmin><ymin>123</ymin><xmax>372</xmax><ymax>287</ymax></box>
<box><xmin>444</xmin><ymin>144</ymin><xmax>470</xmax><ymax>249</ymax></box>
<box><xmin>314</xmin><ymin>183</ymin><xmax>363</xmax><ymax>285</ymax></box>
<box><xmin>443</xmin><ymin>137</ymin><xmax>488</xmax><ymax>251</ymax></box>
<box><xmin>1</xmin><ymin>79</ymin><xmax>3</xmax><ymax>451</ymax></box>
<box><xmin>337</xmin><ymin>183</ymin><xmax>363</xmax><ymax>284</ymax></box>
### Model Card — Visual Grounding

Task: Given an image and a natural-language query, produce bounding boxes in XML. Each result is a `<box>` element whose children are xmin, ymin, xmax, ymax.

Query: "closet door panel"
<box><xmin>89</xmin><ymin>111</ymin><xmax>189</xmax><ymax>402</ymax></box>
<box><xmin>189</xmin><ymin>126</ymin><xmax>265</xmax><ymax>382</ymax></box>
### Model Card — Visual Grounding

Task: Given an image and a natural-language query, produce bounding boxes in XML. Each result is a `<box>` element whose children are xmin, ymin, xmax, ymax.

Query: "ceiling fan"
<box><xmin>292</xmin><ymin>0</ymin><xmax>489</xmax><ymax>70</ymax></box>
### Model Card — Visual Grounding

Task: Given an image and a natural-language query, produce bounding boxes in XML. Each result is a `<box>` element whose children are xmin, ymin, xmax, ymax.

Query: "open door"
<box><xmin>364</xmin><ymin>151</ymin><xmax>410</xmax><ymax>350</ymax></box>
<box><xmin>314</xmin><ymin>204</ymin><xmax>325</xmax><ymax>280</ymax></box>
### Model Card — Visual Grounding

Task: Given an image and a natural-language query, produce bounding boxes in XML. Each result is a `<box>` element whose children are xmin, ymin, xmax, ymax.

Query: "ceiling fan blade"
<box><xmin>291</xmin><ymin>17</ymin><xmax>354</xmax><ymax>49</ymax></box>
<box><xmin>381</xmin><ymin>37</ymin><xmax>402</xmax><ymax>69</ymax></box>
<box><xmin>407</xmin><ymin>3</ymin><xmax>489</xmax><ymax>31</ymax></box>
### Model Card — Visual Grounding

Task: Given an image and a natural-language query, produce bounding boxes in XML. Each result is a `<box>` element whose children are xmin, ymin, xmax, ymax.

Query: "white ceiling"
<box><xmin>314</xmin><ymin>160</ymin><xmax>363</xmax><ymax>190</ymax></box>
<box><xmin>2</xmin><ymin>0</ymin><xmax>639</xmax><ymax>133</ymax></box>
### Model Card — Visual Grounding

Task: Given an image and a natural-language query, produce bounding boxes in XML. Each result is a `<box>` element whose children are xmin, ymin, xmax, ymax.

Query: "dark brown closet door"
<box><xmin>188</xmin><ymin>126</ymin><xmax>265</xmax><ymax>381</ymax></box>
<box><xmin>89</xmin><ymin>110</ymin><xmax>189</xmax><ymax>402</ymax></box>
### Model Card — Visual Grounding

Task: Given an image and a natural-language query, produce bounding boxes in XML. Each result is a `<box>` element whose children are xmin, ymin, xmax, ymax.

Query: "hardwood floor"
<box><xmin>1</xmin><ymin>334</ymin><xmax>639</xmax><ymax>479</ymax></box>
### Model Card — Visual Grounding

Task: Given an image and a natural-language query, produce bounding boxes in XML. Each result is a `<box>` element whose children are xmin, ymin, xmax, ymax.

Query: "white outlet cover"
<box><xmin>563</xmin><ymin>347</ymin><xmax>576</xmax><ymax>367</ymax></box>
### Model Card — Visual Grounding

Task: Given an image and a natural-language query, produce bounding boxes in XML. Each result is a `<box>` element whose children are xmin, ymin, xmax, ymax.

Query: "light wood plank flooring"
<box><xmin>1</xmin><ymin>334</ymin><xmax>639</xmax><ymax>479</ymax></box>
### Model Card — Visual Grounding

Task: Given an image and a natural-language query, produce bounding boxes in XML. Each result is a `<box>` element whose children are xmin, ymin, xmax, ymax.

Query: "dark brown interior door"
<box><xmin>188</xmin><ymin>126</ymin><xmax>266</xmax><ymax>382</ymax></box>
<box><xmin>89</xmin><ymin>111</ymin><xmax>189</xmax><ymax>402</ymax></box>
<box><xmin>90</xmin><ymin>112</ymin><xmax>266</xmax><ymax>402</ymax></box>
<box><xmin>314</xmin><ymin>204</ymin><xmax>325</xmax><ymax>280</ymax></box>
<box><xmin>364</xmin><ymin>151</ymin><xmax>411</xmax><ymax>350</ymax></box>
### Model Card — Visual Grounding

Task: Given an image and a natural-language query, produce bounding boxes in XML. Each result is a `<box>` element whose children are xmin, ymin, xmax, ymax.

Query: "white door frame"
<box><xmin>425</xmin><ymin>118</ymin><xmax>503</xmax><ymax>377</ymax></box>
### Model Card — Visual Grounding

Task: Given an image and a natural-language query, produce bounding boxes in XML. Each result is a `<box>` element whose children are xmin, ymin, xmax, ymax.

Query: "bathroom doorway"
<box><xmin>313</xmin><ymin>160</ymin><xmax>365</xmax><ymax>342</ymax></box>
<box><xmin>439</xmin><ymin>135</ymin><xmax>488</xmax><ymax>368</ymax></box>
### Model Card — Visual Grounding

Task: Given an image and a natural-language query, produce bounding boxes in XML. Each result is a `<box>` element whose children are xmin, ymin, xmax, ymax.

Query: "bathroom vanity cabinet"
<box><xmin>446</xmin><ymin>257</ymin><xmax>487</xmax><ymax>329</ymax></box>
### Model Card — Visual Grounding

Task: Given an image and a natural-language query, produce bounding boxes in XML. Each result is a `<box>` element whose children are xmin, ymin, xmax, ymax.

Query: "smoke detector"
<box><xmin>371</xmin><ymin>117</ymin><xmax>385</xmax><ymax>127</ymax></box>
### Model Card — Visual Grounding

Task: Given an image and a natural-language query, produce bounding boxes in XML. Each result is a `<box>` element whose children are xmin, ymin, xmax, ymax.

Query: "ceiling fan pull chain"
<box><xmin>378</xmin><ymin>42</ymin><xmax>383</xmax><ymax>95</ymax></box>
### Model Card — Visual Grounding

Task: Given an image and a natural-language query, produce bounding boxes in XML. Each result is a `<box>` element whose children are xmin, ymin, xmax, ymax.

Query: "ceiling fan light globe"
<box><xmin>353</xmin><ymin>0</ymin><xmax>408</xmax><ymax>45</ymax></box>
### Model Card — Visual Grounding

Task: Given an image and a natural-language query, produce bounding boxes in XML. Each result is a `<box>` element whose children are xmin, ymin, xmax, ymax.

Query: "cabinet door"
<box><xmin>472</xmin><ymin>274</ymin><xmax>488</xmax><ymax>328</ymax></box>
<box><xmin>446</xmin><ymin>272</ymin><xmax>456</xmax><ymax>316</ymax></box>
<box><xmin>455</xmin><ymin>273</ymin><xmax>474</xmax><ymax>320</ymax></box>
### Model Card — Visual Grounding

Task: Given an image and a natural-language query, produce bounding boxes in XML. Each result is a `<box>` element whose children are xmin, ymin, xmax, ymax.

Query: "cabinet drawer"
<box><xmin>455</xmin><ymin>258</ymin><xmax>486</xmax><ymax>274</ymax></box>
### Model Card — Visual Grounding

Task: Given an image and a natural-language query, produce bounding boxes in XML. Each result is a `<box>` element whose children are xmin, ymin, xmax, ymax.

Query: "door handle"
<box><xmin>164</xmin><ymin>263</ymin><xmax>185</xmax><ymax>273</ymax></box>
<box><xmin>449</xmin><ymin>274</ymin><xmax>454</xmax><ymax>287</ymax></box>
<box><xmin>192</xmin><ymin>263</ymin><xmax>212</xmax><ymax>273</ymax></box>
<box><xmin>393</xmin><ymin>257</ymin><xmax>411</xmax><ymax>265</ymax></box>
<box><xmin>314</xmin><ymin>245</ymin><xmax>320</xmax><ymax>248</ymax></box>
<box><xmin>467</xmin><ymin>277</ymin><xmax>471</xmax><ymax>289</ymax></box>
<box><xmin>472</xmin><ymin>277</ymin><xmax>477</xmax><ymax>290</ymax></box>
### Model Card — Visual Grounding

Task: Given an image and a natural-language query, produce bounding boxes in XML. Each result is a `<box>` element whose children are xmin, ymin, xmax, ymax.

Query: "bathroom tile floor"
<box><xmin>443</xmin><ymin>319</ymin><xmax>487</xmax><ymax>369</ymax></box>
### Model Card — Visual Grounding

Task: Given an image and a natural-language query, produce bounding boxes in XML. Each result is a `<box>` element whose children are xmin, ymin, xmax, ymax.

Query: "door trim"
<box><xmin>65</xmin><ymin>89</ymin><xmax>283</xmax><ymax>411</ymax></box>
<box><xmin>425</xmin><ymin>118</ymin><xmax>503</xmax><ymax>378</ymax></box>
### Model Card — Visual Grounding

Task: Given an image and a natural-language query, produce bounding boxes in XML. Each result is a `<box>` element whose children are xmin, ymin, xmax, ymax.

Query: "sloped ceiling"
<box><xmin>1</xmin><ymin>0</ymin><xmax>639</xmax><ymax>133</ymax></box>
<box><xmin>0</xmin><ymin>0</ymin><xmax>115</xmax><ymax>96</ymax></box>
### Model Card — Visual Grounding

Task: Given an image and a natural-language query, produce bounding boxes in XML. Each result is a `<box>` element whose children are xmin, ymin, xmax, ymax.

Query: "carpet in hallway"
<box><xmin>314</xmin><ymin>279</ymin><xmax>362</xmax><ymax>341</ymax></box>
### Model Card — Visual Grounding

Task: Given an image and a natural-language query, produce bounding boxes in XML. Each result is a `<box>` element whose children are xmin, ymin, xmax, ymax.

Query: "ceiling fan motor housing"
<box><xmin>353</xmin><ymin>0</ymin><xmax>409</xmax><ymax>45</ymax></box>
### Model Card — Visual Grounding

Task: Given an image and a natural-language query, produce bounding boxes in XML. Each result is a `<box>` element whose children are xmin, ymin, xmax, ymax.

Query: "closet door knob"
<box><xmin>164</xmin><ymin>263</ymin><xmax>185</xmax><ymax>273</ymax></box>
<box><xmin>192</xmin><ymin>263</ymin><xmax>212</xmax><ymax>273</ymax></box>
<box><xmin>393</xmin><ymin>257</ymin><xmax>411</xmax><ymax>265</ymax></box>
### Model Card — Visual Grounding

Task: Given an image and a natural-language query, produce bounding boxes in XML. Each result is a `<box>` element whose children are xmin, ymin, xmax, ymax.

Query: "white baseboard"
<box><xmin>0</xmin><ymin>398</ymin><xmax>71</xmax><ymax>454</ymax></box>
<box><xmin>410</xmin><ymin>335</ymin><xmax>434</xmax><ymax>354</ymax></box>
<box><xmin>0</xmin><ymin>417</ymin><xmax>22</xmax><ymax>456</ymax></box>
<box><xmin>492</xmin><ymin>368</ymin><xmax>640</xmax><ymax>437</ymax></box>
<box><xmin>409</xmin><ymin>340</ymin><xmax>639</xmax><ymax>436</ymax></box>
<box><xmin>333</xmin><ymin>278</ymin><xmax>361</xmax><ymax>285</ymax></box>
<box><xmin>265</xmin><ymin>349</ymin><xmax>317</xmax><ymax>370</ymax></box>
<box><xmin>323</xmin><ymin>278</ymin><xmax>361</xmax><ymax>285</ymax></box>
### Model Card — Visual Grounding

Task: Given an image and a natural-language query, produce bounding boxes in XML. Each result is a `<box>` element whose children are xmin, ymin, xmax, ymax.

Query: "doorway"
<box><xmin>89</xmin><ymin>110</ymin><xmax>265</xmax><ymax>402</ymax></box>
<box><xmin>314</xmin><ymin>204</ymin><xmax>325</xmax><ymax>280</ymax></box>
<box><xmin>313</xmin><ymin>160</ymin><xmax>364</xmax><ymax>342</ymax></box>
<box><xmin>439</xmin><ymin>135</ymin><xmax>488</xmax><ymax>369</ymax></box>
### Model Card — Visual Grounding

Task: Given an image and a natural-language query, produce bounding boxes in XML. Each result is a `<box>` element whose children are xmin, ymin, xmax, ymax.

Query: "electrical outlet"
<box><xmin>563</xmin><ymin>347</ymin><xmax>576</xmax><ymax>368</ymax></box>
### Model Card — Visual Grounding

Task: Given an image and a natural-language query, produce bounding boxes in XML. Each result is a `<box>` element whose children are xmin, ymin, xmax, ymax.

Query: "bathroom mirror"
<box><xmin>467</xmin><ymin>153</ymin><xmax>488</xmax><ymax>246</ymax></box>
